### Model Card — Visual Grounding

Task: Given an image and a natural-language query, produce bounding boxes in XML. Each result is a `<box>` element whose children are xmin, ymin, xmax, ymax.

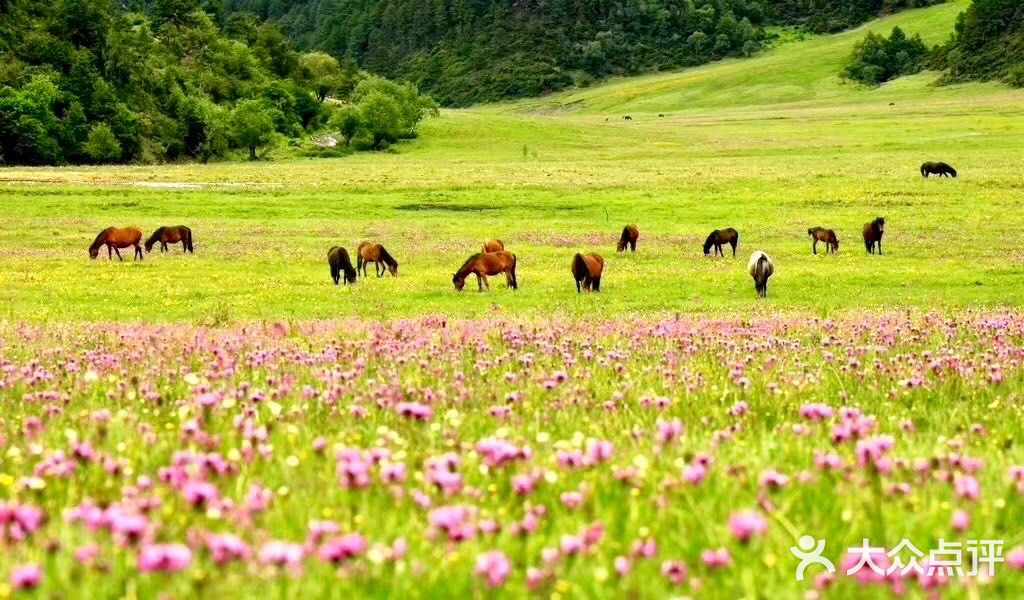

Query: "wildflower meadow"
<box><xmin>2</xmin><ymin>312</ymin><xmax>1024</xmax><ymax>597</ymax></box>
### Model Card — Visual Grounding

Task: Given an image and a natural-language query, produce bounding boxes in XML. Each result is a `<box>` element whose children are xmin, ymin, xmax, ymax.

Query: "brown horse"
<box><xmin>703</xmin><ymin>228</ymin><xmax>739</xmax><ymax>257</ymax></box>
<box><xmin>483</xmin><ymin>239</ymin><xmax>505</xmax><ymax>253</ymax></box>
<box><xmin>328</xmin><ymin>246</ymin><xmax>357</xmax><ymax>285</ymax></box>
<box><xmin>145</xmin><ymin>226</ymin><xmax>194</xmax><ymax>253</ymax></box>
<box><xmin>571</xmin><ymin>253</ymin><xmax>604</xmax><ymax>293</ymax></box>
<box><xmin>863</xmin><ymin>217</ymin><xmax>885</xmax><ymax>255</ymax></box>
<box><xmin>453</xmin><ymin>251</ymin><xmax>517</xmax><ymax>291</ymax></box>
<box><xmin>808</xmin><ymin>227</ymin><xmax>839</xmax><ymax>254</ymax></box>
<box><xmin>89</xmin><ymin>227</ymin><xmax>143</xmax><ymax>260</ymax></box>
<box><xmin>617</xmin><ymin>224</ymin><xmax>639</xmax><ymax>252</ymax></box>
<box><xmin>921</xmin><ymin>162</ymin><xmax>957</xmax><ymax>178</ymax></box>
<box><xmin>357</xmin><ymin>242</ymin><xmax>399</xmax><ymax>277</ymax></box>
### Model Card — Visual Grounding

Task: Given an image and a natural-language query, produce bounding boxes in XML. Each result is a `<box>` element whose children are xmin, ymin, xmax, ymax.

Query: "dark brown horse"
<box><xmin>89</xmin><ymin>227</ymin><xmax>143</xmax><ymax>260</ymax></box>
<box><xmin>617</xmin><ymin>224</ymin><xmax>639</xmax><ymax>252</ymax></box>
<box><xmin>863</xmin><ymin>217</ymin><xmax>885</xmax><ymax>254</ymax></box>
<box><xmin>145</xmin><ymin>226</ymin><xmax>193</xmax><ymax>253</ymax></box>
<box><xmin>921</xmin><ymin>162</ymin><xmax>957</xmax><ymax>178</ymax></box>
<box><xmin>703</xmin><ymin>228</ymin><xmax>739</xmax><ymax>257</ymax></box>
<box><xmin>483</xmin><ymin>239</ymin><xmax>505</xmax><ymax>253</ymax></box>
<box><xmin>357</xmin><ymin>242</ymin><xmax>399</xmax><ymax>277</ymax></box>
<box><xmin>328</xmin><ymin>246</ymin><xmax>357</xmax><ymax>285</ymax></box>
<box><xmin>808</xmin><ymin>227</ymin><xmax>839</xmax><ymax>254</ymax></box>
<box><xmin>453</xmin><ymin>251</ymin><xmax>517</xmax><ymax>291</ymax></box>
<box><xmin>571</xmin><ymin>253</ymin><xmax>604</xmax><ymax>293</ymax></box>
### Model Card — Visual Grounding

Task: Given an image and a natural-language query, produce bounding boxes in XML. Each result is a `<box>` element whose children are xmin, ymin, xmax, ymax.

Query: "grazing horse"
<box><xmin>453</xmin><ymin>251</ymin><xmax>517</xmax><ymax>291</ymax></box>
<box><xmin>921</xmin><ymin>162</ymin><xmax>957</xmax><ymax>178</ymax></box>
<box><xmin>863</xmin><ymin>217</ymin><xmax>886</xmax><ymax>255</ymax></box>
<box><xmin>807</xmin><ymin>227</ymin><xmax>839</xmax><ymax>254</ymax></box>
<box><xmin>357</xmin><ymin>242</ymin><xmax>399</xmax><ymax>277</ymax></box>
<box><xmin>483</xmin><ymin>239</ymin><xmax>505</xmax><ymax>253</ymax></box>
<box><xmin>623</xmin><ymin>115</ymin><xmax>632</xmax><ymax>121</ymax></box>
<box><xmin>617</xmin><ymin>224</ymin><xmax>639</xmax><ymax>252</ymax></box>
<box><xmin>328</xmin><ymin>246</ymin><xmax>357</xmax><ymax>285</ymax></box>
<box><xmin>145</xmin><ymin>226</ymin><xmax>194</xmax><ymax>253</ymax></box>
<box><xmin>703</xmin><ymin>228</ymin><xmax>739</xmax><ymax>257</ymax></box>
<box><xmin>748</xmin><ymin>251</ymin><xmax>774</xmax><ymax>298</ymax></box>
<box><xmin>571</xmin><ymin>253</ymin><xmax>604</xmax><ymax>293</ymax></box>
<box><xmin>89</xmin><ymin>227</ymin><xmax>143</xmax><ymax>260</ymax></box>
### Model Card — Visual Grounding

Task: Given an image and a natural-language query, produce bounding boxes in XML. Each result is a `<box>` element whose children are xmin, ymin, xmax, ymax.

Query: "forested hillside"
<box><xmin>225</xmin><ymin>0</ymin><xmax>943</xmax><ymax>105</ymax></box>
<box><xmin>0</xmin><ymin>0</ymin><xmax>435</xmax><ymax>165</ymax></box>
<box><xmin>941</xmin><ymin>0</ymin><xmax>1024</xmax><ymax>85</ymax></box>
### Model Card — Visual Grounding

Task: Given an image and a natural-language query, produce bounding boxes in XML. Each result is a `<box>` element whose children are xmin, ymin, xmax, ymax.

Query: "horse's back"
<box><xmin>586</xmin><ymin>253</ymin><xmax>604</xmax><ymax>276</ymax></box>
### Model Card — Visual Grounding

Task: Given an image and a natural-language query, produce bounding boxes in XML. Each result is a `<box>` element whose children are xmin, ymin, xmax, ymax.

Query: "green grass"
<box><xmin>2</xmin><ymin>0</ymin><xmax>1023</xmax><ymax>323</ymax></box>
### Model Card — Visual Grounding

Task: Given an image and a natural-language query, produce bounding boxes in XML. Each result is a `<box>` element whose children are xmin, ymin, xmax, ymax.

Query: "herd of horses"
<box><xmin>87</xmin><ymin>214</ymin><xmax>892</xmax><ymax>298</ymax></box>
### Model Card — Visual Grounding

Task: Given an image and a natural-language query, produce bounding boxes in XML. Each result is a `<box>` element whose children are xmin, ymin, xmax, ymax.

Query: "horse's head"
<box><xmin>387</xmin><ymin>262</ymin><xmax>398</xmax><ymax>277</ymax></box>
<box><xmin>453</xmin><ymin>274</ymin><xmax>465</xmax><ymax>291</ymax></box>
<box><xmin>616</xmin><ymin>240</ymin><xmax>625</xmax><ymax>252</ymax></box>
<box><xmin>702</xmin><ymin>234</ymin><xmax>715</xmax><ymax>255</ymax></box>
<box><xmin>144</xmin><ymin>239</ymin><xmax>155</xmax><ymax>253</ymax></box>
<box><xmin>876</xmin><ymin>217</ymin><xmax>885</xmax><ymax>233</ymax></box>
<box><xmin>949</xmin><ymin>167</ymin><xmax>958</xmax><ymax>178</ymax></box>
<box><xmin>88</xmin><ymin>246</ymin><xmax>99</xmax><ymax>259</ymax></box>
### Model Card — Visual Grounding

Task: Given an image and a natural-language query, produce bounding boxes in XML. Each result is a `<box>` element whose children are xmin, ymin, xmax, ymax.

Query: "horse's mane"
<box><xmin>454</xmin><ymin>253</ymin><xmax>481</xmax><ymax>277</ymax></box>
<box><xmin>378</xmin><ymin>246</ymin><xmax>398</xmax><ymax>268</ymax></box>
<box><xmin>90</xmin><ymin>227</ymin><xmax>112</xmax><ymax>251</ymax></box>
<box><xmin>145</xmin><ymin>226</ymin><xmax>165</xmax><ymax>243</ymax></box>
<box><xmin>703</xmin><ymin>231</ymin><xmax>717</xmax><ymax>251</ymax></box>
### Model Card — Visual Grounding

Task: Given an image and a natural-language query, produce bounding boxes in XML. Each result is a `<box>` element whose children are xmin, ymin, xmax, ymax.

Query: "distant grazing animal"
<box><xmin>357</xmin><ymin>242</ymin><xmax>399</xmax><ymax>277</ymax></box>
<box><xmin>889</xmin><ymin>102</ymin><xmax>895</xmax><ymax>107</ymax></box>
<box><xmin>921</xmin><ymin>162</ymin><xmax>957</xmax><ymax>178</ymax></box>
<box><xmin>604</xmin><ymin>117</ymin><xmax>609</xmax><ymax>122</ymax></box>
<box><xmin>658</xmin><ymin>113</ymin><xmax>665</xmax><ymax>118</ymax></box>
<box><xmin>623</xmin><ymin>115</ymin><xmax>632</xmax><ymax>121</ymax></box>
<box><xmin>328</xmin><ymin>246</ymin><xmax>357</xmax><ymax>285</ymax></box>
<box><xmin>807</xmin><ymin>227</ymin><xmax>839</xmax><ymax>254</ymax></box>
<box><xmin>89</xmin><ymin>227</ymin><xmax>143</xmax><ymax>261</ymax></box>
<box><xmin>617</xmin><ymin>224</ymin><xmax>639</xmax><ymax>252</ymax></box>
<box><xmin>703</xmin><ymin>228</ymin><xmax>739</xmax><ymax>257</ymax></box>
<box><xmin>483</xmin><ymin>239</ymin><xmax>505</xmax><ymax>253</ymax></box>
<box><xmin>863</xmin><ymin>217</ymin><xmax>886</xmax><ymax>255</ymax></box>
<box><xmin>144</xmin><ymin>226</ymin><xmax>193</xmax><ymax>254</ymax></box>
<box><xmin>453</xmin><ymin>251</ymin><xmax>517</xmax><ymax>291</ymax></box>
<box><xmin>571</xmin><ymin>253</ymin><xmax>604</xmax><ymax>293</ymax></box>
<box><xmin>748</xmin><ymin>251</ymin><xmax>774</xmax><ymax>298</ymax></box>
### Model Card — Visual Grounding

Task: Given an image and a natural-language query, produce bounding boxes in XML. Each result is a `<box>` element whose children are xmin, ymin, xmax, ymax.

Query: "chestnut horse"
<box><xmin>863</xmin><ymin>217</ymin><xmax>885</xmax><ymax>254</ymax></box>
<box><xmin>571</xmin><ymin>253</ymin><xmax>604</xmax><ymax>292</ymax></box>
<box><xmin>453</xmin><ymin>251</ymin><xmax>517</xmax><ymax>291</ymax></box>
<box><xmin>483</xmin><ymin>239</ymin><xmax>505</xmax><ymax>253</ymax></box>
<box><xmin>357</xmin><ymin>242</ymin><xmax>399</xmax><ymax>277</ymax></box>
<box><xmin>808</xmin><ymin>227</ymin><xmax>839</xmax><ymax>254</ymax></box>
<box><xmin>328</xmin><ymin>246</ymin><xmax>357</xmax><ymax>285</ymax></box>
<box><xmin>89</xmin><ymin>227</ymin><xmax>143</xmax><ymax>260</ymax></box>
<box><xmin>145</xmin><ymin>226</ymin><xmax>194</xmax><ymax>253</ymax></box>
<box><xmin>748</xmin><ymin>251</ymin><xmax>774</xmax><ymax>298</ymax></box>
<box><xmin>921</xmin><ymin>162</ymin><xmax>957</xmax><ymax>178</ymax></box>
<box><xmin>703</xmin><ymin>228</ymin><xmax>739</xmax><ymax>257</ymax></box>
<box><xmin>617</xmin><ymin>224</ymin><xmax>639</xmax><ymax>252</ymax></box>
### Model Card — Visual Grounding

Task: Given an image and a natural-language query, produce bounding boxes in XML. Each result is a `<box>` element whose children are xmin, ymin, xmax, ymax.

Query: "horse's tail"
<box><xmin>510</xmin><ymin>253</ymin><xmax>518</xmax><ymax>289</ymax></box>
<box><xmin>184</xmin><ymin>227</ymin><xmax>194</xmax><ymax>252</ymax></box>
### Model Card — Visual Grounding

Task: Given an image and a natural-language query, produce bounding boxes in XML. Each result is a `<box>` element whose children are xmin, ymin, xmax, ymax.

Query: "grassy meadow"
<box><xmin>1</xmin><ymin>0</ymin><xmax>1022</xmax><ymax>323</ymax></box>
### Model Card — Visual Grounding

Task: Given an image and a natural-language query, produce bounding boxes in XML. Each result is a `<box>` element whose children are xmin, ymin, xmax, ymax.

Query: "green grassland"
<box><xmin>1</xmin><ymin>0</ymin><xmax>1022</xmax><ymax>323</ymax></box>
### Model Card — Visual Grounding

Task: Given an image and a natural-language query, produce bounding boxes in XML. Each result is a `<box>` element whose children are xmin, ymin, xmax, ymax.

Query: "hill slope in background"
<box><xmin>224</xmin><ymin>0</ymin><xmax>943</xmax><ymax>106</ymax></box>
<box><xmin>942</xmin><ymin>0</ymin><xmax>1024</xmax><ymax>84</ymax></box>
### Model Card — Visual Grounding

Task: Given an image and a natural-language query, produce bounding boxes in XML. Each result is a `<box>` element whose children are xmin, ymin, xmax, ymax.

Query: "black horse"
<box><xmin>328</xmin><ymin>246</ymin><xmax>357</xmax><ymax>285</ymax></box>
<box><xmin>921</xmin><ymin>162</ymin><xmax>957</xmax><ymax>178</ymax></box>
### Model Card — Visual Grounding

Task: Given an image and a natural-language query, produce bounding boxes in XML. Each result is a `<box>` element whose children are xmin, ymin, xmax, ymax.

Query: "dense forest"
<box><xmin>224</xmin><ymin>0</ymin><xmax>943</xmax><ymax>105</ymax></box>
<box><xmin>0</xmin><ymin>0</ymin><xmax>435</xmax><ymax>165</ymax></box>
<box><xmin>940</xmin><ymin>0</ymin><xmax>1024</xmax><ymax>85</ymax></box>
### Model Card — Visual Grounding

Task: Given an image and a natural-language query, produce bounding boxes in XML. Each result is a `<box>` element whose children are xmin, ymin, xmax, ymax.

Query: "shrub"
<box><xmin>83</xmin><ymin>123</ymin><xmax>122</xmax><ymax>163</ymax></box>
<box><xmin>844</xmin><ymin>26</ymin><xmax>929</xmax><ymax>85</ymax></box>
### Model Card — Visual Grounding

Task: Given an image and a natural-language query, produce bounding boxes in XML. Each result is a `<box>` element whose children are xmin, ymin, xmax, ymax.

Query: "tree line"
<box><xmin>843</xmin><ymin>0</ymin><xmax>1024</xmax><ymax>87</ymax></box>
<box><xmin>0</xmin><ymin>0</ymin><xmax>436</xmax><ymax>165</ymax></box>
<box><xmin>224</xmin><ymin>0</ymin><xmax>945</xmax><ymax>106</ymax></box>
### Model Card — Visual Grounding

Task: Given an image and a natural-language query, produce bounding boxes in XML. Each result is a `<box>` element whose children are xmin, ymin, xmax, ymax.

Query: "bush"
<box><xmin>230</xmin><ymin>99</ymin><xmax>278</xmax><ymax>160</ymax></box>
<box><xmin>1008</xmin><ymin>66</ymin><xmax>1024</xmax><ymax>88</ymax></box>
<box><xmin>844</xmin><ymin>26</ymin><xmax>929</xmax><ymax>85</ymax></box>
<box><xmin>83</xmin><ymin>123</ymin><xmax>122</xmax><ymax>163</ymax></box>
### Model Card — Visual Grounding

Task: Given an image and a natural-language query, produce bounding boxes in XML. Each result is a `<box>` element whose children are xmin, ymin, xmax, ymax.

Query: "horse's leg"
<box><xmin>593</xmin><ymin>276</ymin><xmax>600</xmax><ymax>292</ymax></box>
<box><xmin>114</xmin><ymin>247</ymin><xmax>123</xmax><ymax>261</ymax></box>
<box><xmin>107</xmin><ymin>245</ymin><xmax>112</xmax><ymax>260</ymax></box>
<box><xmin>732</xmin><ymin>241</ymin><xmax>737</xmax><ymax>258</ymax></box>
<box><xmin>482</xmin><ymin>274</ymin><xmax>490</xmax><ymax>291</ymax></box>
<box><xmin>878</xmin><ymin>239</ymin><xmax>883</xmax><ymax>256</ymax></box>
<box><xmin>813</xmin><ymin>240</ymin><xmax>817</xmax><ymax>255</ymax></box>
<box><xmin>576</xmin><ymin>279</ymin><xmax>581</xmax><ymax>293</ymax></box>
<box><xmin>136</xmin><ymin>244</ymin><xmax>142</xmax><ymax>260</ymax></box>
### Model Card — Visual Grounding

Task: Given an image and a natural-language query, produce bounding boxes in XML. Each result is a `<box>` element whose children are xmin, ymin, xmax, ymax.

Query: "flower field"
<box><xmin>2</xmin><ymin>312</ymin><xmax>1024</xmax><ymax>597</ymax></box>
